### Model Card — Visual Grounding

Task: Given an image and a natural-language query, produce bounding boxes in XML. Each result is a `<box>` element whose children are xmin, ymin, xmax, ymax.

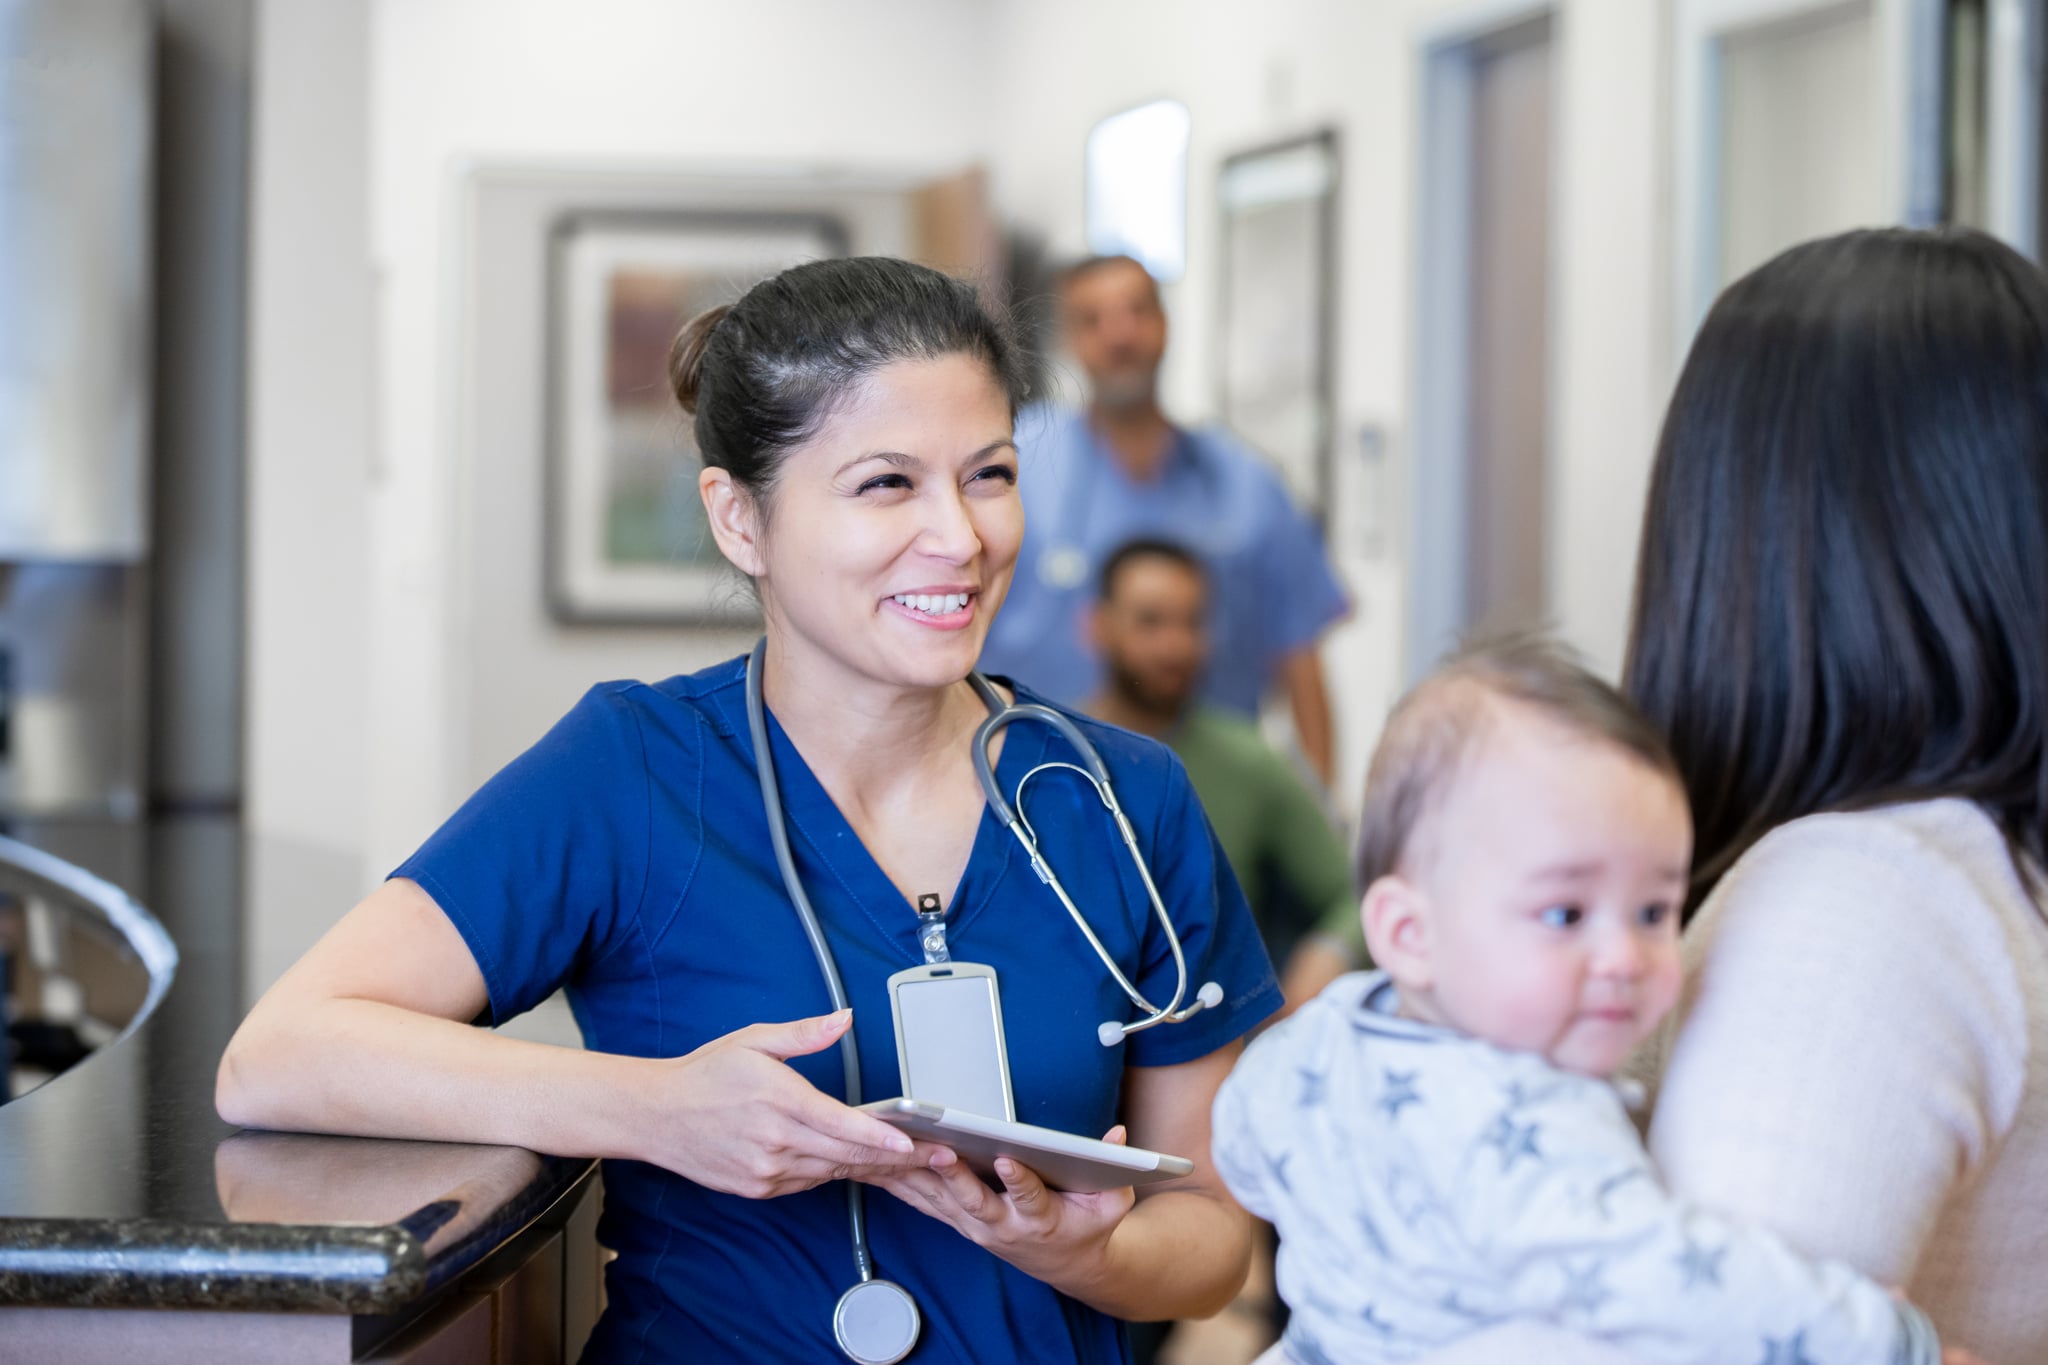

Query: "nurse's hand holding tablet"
<box><xmin>217</xmin><ymin>256</ymin><xmax>1283</xmax><ymax>1365</ymax></box>
<box><xmin>645</xmin><ymin>1007</ymin><xmax>951</xmax><ymax>1200</ymax></box>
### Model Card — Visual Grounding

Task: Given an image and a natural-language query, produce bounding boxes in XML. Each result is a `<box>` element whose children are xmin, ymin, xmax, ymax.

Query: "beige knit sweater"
<box><xmin>1396</xmin><ymin>798</ymin><xmax>2048</xmax><ymax>1365</ymax></box>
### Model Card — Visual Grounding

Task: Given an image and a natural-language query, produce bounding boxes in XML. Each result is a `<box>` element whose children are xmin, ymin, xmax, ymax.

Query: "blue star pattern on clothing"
<box><xmin>1593</xmin><ymin>1166</ymin><xmax>1651</xmax><ymax>1220</ymax></box>
<box><xmin>1269</xmin><ymin>1150</ymin><xmax>1293</xmax><ymax>1194</ymax></box>
<box><xmin>1297</xmin><ymin>1066</ymin><xmax>1328</xmax><ymax>1108</ymax></box>
<box><xmin>1355</xmin><ymin>1209</ymin><xmax>1391</xmax><ymax>1259</ymax></box>
<box><xmin>1438</xmin><ymin>1289</ymin><xmax>1503</xmax><ymax>1326</ymax></box>
<box><xmin>1378</xmin><ymin>1068</ymin><xmax>1421</xmax><ymax>1121</ymax></box>
<box><xmin>1758</xmin><ymin>1331</ymin><xmax>1816</xmax><ymax>1365</ymax></box>
<box><xmin>1675</xmin><ymin>1238</ymin><xmax>1727</xmax><ymax>1290</ymax></box>
<box><xmin>1481</xmin><ymin>1112</ymin><xmax>1543</xmax><ymax>1171</ymax></box>
<box><xmin>1384</xmin><ymin>1164</ymin><xmax>1439</xmax><ymax>1229</ymax></box>
<box><xmin>1359</xmin><ymin>1303</ymin><xmax>1397</xmax><ymax>1338</ymax></box>
<box><xmin>1558</xmin><ymin>1258</ymin><xmax>1613</xmax><ymax>1318</ymax></box>
<box><xmin>1284</xmin><ymin>1326</ymin><xmax>1341</xmax><ymax>1365</ymax></box>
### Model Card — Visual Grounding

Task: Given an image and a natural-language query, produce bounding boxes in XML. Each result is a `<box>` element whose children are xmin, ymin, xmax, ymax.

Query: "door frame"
<box><xmin>1978</xmin><ymin>0</ymin><xmax>2042</xmax><ymax>255</ymax></box>
<box><xmin>1408</xmin><ymin>0</ymin><xmax>1560</xmax><ymax>683</ymax></box>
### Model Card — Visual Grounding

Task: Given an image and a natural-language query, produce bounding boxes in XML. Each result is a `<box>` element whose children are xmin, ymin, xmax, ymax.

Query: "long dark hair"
<box><xmin>1625</xmin><ymin>227</ymin><xmax>2048</xmax><ymax>909</ymax></box>
<box><xmin>668</xmin><ymin>256</ymin><xmax>1033</xmax><ymax>510</ymax></box>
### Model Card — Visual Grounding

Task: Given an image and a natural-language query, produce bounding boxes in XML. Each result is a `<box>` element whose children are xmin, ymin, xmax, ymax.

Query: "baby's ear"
<box><xmin>1362</xmin><ymin>875</ymin><xmax>1433</xmax><ymax>990</ymax></box>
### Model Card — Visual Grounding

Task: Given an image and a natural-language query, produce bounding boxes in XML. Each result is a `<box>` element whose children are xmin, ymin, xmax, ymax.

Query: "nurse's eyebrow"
<box><xmin>837</xmin><ymin>449</ymin><xmax>923</xmax><ymax>475</ymax></box>
<box><xmin>834</xmin><ymin>440</ymin><xmax>1017</xmax><ymax>477</ymax></box>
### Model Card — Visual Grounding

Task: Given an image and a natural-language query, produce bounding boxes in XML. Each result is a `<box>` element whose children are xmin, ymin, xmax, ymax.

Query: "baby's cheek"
<box><xmin>1486</xmin><ymin>978</ymin><xmax>1582</xmax><ymax>1050</ymax></box>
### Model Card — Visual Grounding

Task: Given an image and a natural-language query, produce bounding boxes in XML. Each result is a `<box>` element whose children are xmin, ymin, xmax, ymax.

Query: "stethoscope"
<box><xmin>743</xmin><ymin>639</ymin><xmax>1221</xmax><ymax>1364</ymax></box>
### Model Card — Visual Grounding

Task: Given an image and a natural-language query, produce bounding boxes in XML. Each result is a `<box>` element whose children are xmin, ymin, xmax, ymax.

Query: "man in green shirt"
<box><xmin>1082</xmin><ymin>538</ymin><xmax>1364</xmax><ymax>1011</ymax></box>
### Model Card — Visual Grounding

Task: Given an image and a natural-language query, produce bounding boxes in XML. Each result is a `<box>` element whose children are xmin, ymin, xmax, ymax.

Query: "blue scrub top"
<box><xmin>978</xmin><ymin>405</ymin><xmax>1349</xmax><ymax>714</ymax></box>
<box><xmin>391</xmin><ymin>655</ymin><xmax>1281</xmax><ymax>1364</ymax></box>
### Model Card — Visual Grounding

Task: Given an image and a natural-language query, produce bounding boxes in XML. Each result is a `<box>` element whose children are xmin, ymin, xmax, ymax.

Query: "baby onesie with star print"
<box><xmin>1211</xmin><ymin>971</ymin><xmax>1939</xmax><ymax>1365</ymax></box>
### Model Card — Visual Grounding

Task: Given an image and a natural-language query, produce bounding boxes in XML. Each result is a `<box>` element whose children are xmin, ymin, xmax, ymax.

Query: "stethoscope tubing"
<box><xmin>966</xmin><ymin>675</ymin><xmax>1197</xmax><ymax>1035</ymax></box>
<box><xmin>742</xmin><ymin>636</ymin><xmax>1215</xmax><ymax>1345</ymax></box>
<box><xmin>744</xmin><ymin>641</ymin><xmax>877</xmax><ymax>1285</ymax></box>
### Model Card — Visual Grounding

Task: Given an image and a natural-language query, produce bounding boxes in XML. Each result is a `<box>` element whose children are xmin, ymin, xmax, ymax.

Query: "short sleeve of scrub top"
<box><xmin>390</xmin><ymin>657</ymin><xmax>1280</xmax><ymax>1365</ymax></box>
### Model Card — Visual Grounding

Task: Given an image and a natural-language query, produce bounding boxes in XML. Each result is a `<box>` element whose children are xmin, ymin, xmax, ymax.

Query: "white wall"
<box><xmin>243</xmin><ymin>0</ymin><xmax>377</xmax><ymax>985</ymax></box>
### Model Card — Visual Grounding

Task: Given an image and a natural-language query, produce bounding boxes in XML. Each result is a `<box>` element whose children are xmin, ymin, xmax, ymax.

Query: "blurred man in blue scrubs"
<box><xmin>979</xmin><ymin>254</ymin><xmax>1349</xmax><ymax>785</ymax></box>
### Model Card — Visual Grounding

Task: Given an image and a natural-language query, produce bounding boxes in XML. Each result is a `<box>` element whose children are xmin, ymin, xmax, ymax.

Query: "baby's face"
<box><xmin>1402</xmin><ymin>705</ymin><xmax>1691</xmax><ymax>1076</ymax></box>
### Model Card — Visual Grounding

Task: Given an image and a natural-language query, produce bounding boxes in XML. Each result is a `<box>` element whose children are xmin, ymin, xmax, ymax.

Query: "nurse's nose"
<box><xmin>918</xmin><ymin>484</ymin><xmax>982</xmax><ymax>563</ymax></box>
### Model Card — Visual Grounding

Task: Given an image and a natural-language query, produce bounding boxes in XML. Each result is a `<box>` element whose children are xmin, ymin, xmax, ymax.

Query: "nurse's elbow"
<box><xmin>215</xmin><ymin>1007</ymin><xmax>296</xmax><ymax>1131</ymax></box>
<box><xmin>1180</xmin><ymin>1201</ymin><xmax>1257</xmax><ymax>1320</ymax></box>
<box><xmin>214</xmin><ymin>1033</ymin><xmax>259</xmax><ymax>1128</ymax></box>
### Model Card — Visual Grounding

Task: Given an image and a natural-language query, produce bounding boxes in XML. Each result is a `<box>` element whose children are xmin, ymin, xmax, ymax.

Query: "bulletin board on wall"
<box><xmin>1216</xmin><ymin>129</ymin><xmax>1340</xmax><ymax>529</ymax></box>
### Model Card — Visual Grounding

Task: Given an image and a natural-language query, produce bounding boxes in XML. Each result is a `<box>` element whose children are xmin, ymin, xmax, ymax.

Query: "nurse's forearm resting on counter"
<box><xmin>216</xmin><ymin>878</ymin><xmax>941</xmax><ymax>1192</ymax></box>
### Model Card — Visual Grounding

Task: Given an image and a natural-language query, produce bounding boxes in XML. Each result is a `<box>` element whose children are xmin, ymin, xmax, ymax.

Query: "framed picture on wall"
<box><xmin>1216</xmin><ymin>129</ymin><xmax>1340</xmax><ymax>526</ymax></box>
<box><xmin>545</xmin><ymin>210</ymin><xmax>848</xmax><ymax>624</ymax></box>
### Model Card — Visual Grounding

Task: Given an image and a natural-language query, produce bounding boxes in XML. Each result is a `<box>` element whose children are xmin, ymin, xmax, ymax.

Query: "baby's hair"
<box><xmin>1355</xmin><ymin>632</ymin><xmax>1682</xmax><ymax>887</ymax></box>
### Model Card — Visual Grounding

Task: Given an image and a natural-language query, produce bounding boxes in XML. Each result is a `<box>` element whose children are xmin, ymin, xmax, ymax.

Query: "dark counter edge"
<box><xmin>0</xmin><ymin>1153</ymin><xmax>595</xmax><ymax>1313</ymax></box>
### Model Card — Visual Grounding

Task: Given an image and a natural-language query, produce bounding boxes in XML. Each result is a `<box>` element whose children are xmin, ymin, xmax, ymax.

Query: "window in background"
<box><xmin>1218</xmin><ymin>131</ymin><xmax>1339</xmax><ymax>525</ymax></box>
<box><xmin>1085</xmin><ymin>99</ymin><xmax>1191</xmax><ymax>282</ymax></box>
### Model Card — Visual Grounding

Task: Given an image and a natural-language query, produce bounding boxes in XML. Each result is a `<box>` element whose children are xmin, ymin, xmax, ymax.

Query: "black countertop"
<box><xmin>0</xmin><ymin>817</ymin><xmax>592</xmax><ymax>1313</ymax></box>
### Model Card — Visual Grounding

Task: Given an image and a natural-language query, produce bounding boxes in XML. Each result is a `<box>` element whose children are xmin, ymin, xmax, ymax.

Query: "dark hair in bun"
<box><xmin>666</xmin><ymin>257</ymin><xmax>1033</xmax><ymax>510</ymax></box>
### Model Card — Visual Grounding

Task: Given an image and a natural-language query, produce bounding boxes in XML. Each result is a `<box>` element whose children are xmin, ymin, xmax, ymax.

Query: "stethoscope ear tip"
<box><xmin>1097</xmin><ymin>1019</ymin><xmax>1128</xmax><ymax>1048</ymax></box>
<box><xmin>1197</xmin><ymin>980</ymin><xmax>1224</xmax><ymax>1010</ymax></box>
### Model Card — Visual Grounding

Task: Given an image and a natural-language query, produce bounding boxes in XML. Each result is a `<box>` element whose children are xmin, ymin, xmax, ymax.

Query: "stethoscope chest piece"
<box><xmin>834</xmin><ymin>1277</ymin><xmax>921</xmax><ymax>1365</ymax></box>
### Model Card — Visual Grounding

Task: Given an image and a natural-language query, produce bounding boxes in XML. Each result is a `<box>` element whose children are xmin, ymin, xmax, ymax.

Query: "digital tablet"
<box><xmin>861</xmin><ymin>1098</ymin><xmax>1195</xmax><ymax>1193</ymax></box>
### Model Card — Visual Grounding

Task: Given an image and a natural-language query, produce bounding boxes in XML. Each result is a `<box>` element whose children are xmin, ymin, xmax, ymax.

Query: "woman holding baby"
<box><xmin>1402</xmin><ymin>228</ymin><xmax>2048</xmax><ymax>1364</ymax></box>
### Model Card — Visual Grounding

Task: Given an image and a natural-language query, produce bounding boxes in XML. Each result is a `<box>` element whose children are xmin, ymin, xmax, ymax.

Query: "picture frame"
<box><xmin>1216</xmin><ymin>129</ymin><xmax>1340</xmax><ymax>527</ymax></box>
<box><xmin>544</xmin><ymin>210</ymin><xmax>848</xmax><ymax>624</ymax></box>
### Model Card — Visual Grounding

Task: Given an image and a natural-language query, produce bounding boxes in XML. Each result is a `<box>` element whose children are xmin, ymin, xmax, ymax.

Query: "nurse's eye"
<box><xmin>855</xmin><ymin>472</ymin><xmax>914</xmax><ymax>495</ymax></box>
<box><xmin>1537</xmin><ymin>905</ymin><xmax>1583</xmax><ymax>929</ymax></box>
<box><xmin>967</xmin><ymin>463</ymin><xmax>1017</xmax><ymax>487</ymax></box>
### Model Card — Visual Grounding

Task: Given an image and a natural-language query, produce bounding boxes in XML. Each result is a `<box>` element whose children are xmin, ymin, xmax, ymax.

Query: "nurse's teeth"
<box><xmin>892</xmin><ymin>593</ymin><xmax>969</xmax><ymax>614</ymax></box>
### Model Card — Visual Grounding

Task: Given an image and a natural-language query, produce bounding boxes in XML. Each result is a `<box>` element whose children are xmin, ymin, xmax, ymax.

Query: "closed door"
<box><xmin>1718</xmin><ymin>3</ymin><xmax>1882</xmax><ymax>286</ymax></box>
<box><xmin>1466</xmin><ymin>19</ymin><xmax>1554</xmax><ymax>634</ymax></box>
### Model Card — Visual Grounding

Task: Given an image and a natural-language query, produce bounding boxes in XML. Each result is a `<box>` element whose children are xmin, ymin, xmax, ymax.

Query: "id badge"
<box><xmin>886</xmin><ymin>961</ymin><xmax>1015</xmax><ymax>1121</ymax></box>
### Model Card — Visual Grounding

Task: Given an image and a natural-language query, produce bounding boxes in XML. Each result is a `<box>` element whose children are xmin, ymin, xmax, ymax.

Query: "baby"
<box><xmin>1212</xmin><ymin>636</ymin><xmax>1957</xmax><ymax>1365</ymax></box>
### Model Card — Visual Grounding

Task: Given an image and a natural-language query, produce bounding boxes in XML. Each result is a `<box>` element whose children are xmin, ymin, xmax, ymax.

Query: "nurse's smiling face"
<box><xmin>710</xmin><ymin>352</ymin><xmax>1023</xmax><ymax>692</ymax></box>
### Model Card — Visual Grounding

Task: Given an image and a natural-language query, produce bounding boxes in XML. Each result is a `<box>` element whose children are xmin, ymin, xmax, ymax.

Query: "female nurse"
<box><xmin>215</xmin><ymin>256</ymin><xmax>1279</xmax><ymax>1362</ymax></box>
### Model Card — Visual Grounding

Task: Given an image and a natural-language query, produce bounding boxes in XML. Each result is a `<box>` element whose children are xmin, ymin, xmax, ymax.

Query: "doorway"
<box><xmin>1411</xmin><ymin>9</ymin><xmax>1557</xmax><ymax>680</ymax></box>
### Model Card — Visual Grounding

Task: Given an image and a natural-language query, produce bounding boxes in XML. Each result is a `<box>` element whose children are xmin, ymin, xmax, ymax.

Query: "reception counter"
<box><xmin>0</xmin><ymin>818</ymin><xmax>602</xmax><ymax>1363</ymax></box>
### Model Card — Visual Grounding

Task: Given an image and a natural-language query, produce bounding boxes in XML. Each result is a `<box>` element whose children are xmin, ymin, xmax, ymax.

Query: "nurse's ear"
<box><xmin>700</xmin><ymin>466</ymin><xmax>766</xmax><ymax>579</ymax></box>
<box><xmin>1362</xmin><ymin>874</ymin><xmax>1435</xmax><ymax>995</ymax></box>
